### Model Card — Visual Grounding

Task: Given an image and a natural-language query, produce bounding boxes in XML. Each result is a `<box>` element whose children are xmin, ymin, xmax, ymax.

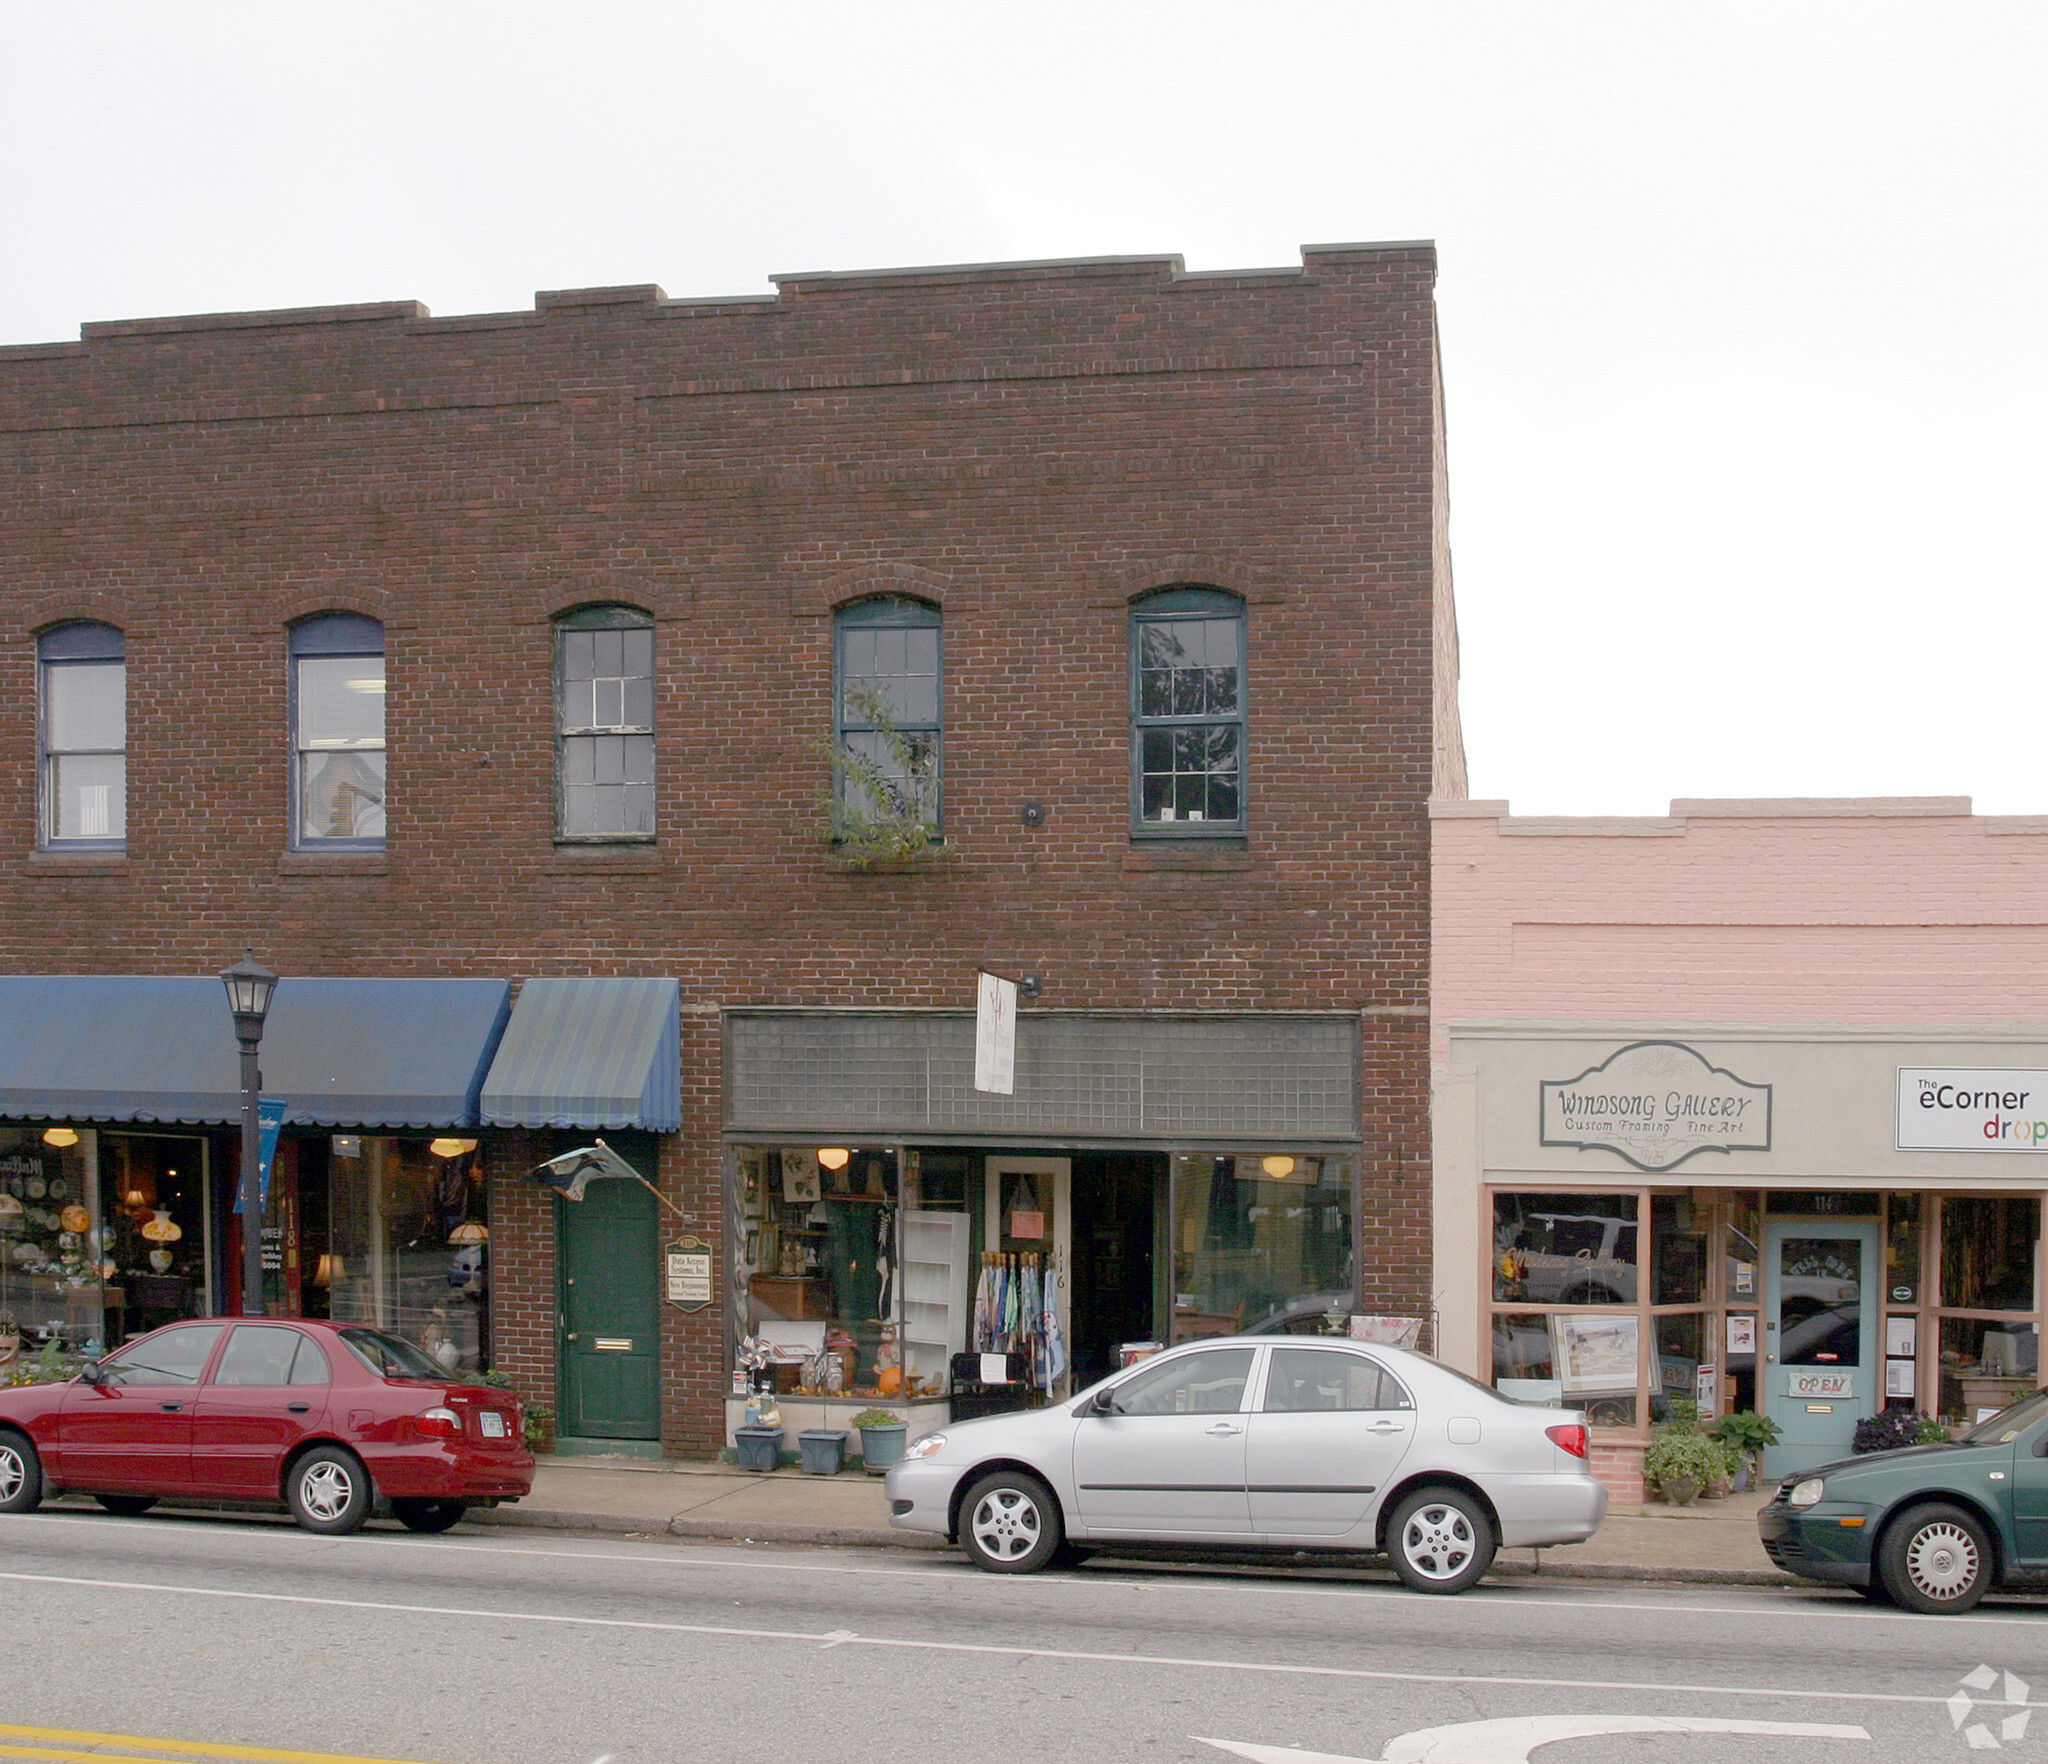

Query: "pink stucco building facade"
<box><xmin>1432</xmin><ymin>797</ymin><xmax>2048</xmax><ymax>1500</ymax></box>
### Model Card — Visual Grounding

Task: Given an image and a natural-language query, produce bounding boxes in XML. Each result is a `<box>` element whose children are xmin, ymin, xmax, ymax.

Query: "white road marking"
<box><xmin>1197</xmin><ymin>1715</ymin><xmax>1870</xmax><ymax>1763</ymax></box>
<box><xmin>7</xmin><ymin>1510</ymin><xmax>2043</xmax><ymax>1629</ymax></box>
<box><xmin>0</xmin><ymin>1566</ymin><xmax>2023</xmax><ymax>1709</ymax></box>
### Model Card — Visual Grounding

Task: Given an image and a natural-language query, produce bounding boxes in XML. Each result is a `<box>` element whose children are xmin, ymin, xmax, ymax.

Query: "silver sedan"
<box><xmin>885</xmin><ymin>1336</ymin><xmax>1606</xmax><ymax>1592</ymax></box>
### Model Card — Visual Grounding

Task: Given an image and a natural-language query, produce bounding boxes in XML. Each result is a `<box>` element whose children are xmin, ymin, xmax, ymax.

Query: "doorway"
<box><xmin>1763</xmin><ymin>1220</ymin><xmax>1878</xmax><ymax>1478</ymax></box>
<box><xmin>556</xmin><ymin>1139</ymin><xmax>662</xmax><ymax>1451</ymax></box>
<box><xmin>985</xmin><ymin>1156</ymin><xmax>1071</xmax><ymax>1393</ymax></box>
<box><xmin>1068</xmin><ymin>1153</ymin><xmax>1161</xmax><ymax>1387</ymax></box>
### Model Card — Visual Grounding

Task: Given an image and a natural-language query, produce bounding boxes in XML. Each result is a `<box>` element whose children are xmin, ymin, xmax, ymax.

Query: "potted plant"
<box><xmin>1709</xmin><ymin>1409</ymin><xmax>1782</xmax><ymax>1490</ymax></box>
<box><xmin>850</xmin><ymin>1406</ymin><xmax>907</xmax><ymax>1475</ymax></box>
<box><xmin>1644</xmin><ymin>1427</ymin><xmax>1725</xmax><ymax>1507</ymax></box>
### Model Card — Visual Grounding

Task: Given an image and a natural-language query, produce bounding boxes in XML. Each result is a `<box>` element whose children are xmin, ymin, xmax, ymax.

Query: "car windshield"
<box><xmin>337</xmin><ymin>1327</ymin><xmax>447</xmax><ymax>1381</ymax></box>
<box><xmin>1960</xmin><ymin>1388</ymin><xmax>2048</xmax><ymax>1445</ymax></box>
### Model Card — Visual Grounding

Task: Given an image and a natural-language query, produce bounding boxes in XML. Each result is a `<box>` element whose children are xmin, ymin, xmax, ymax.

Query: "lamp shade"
<box><xmin>41</xmin><ymin>1127</ymin><xmax>79</xmax><ymax>1149</ymax></box>
<box><xmin>219</xmin><ymin>949</ymin><xmax>279</xmax><ymax>1027</ymax></box>
<box><xmin>429</xmin><ymin>1137</ymin><xmax>479</xmax><ymax>1159</ymax></box>
<box><xmin>447</xmin><ymin>1220</ymin><xmax>489</xmax><ymax>1245</ymax></box>
<box><xmin>1260</xmin><ymin>1155</ymin><xmax>1299</xmax><ymax>1179</ymax></box>
<box><xmin>816</xmin><ymin>1147</ymin><xmax>852</xmax><ymax>1171</ymax></box>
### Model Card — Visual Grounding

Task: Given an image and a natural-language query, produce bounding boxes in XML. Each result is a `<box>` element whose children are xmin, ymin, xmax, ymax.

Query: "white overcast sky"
<box><xmin>5</xmin><ymin>4</ymin><xmax>2042</xmax><ymax>816</ymax></box>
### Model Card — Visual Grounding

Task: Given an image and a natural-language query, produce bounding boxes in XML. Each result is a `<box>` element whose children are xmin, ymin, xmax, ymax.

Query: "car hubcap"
<box><xmin>0</xmin><ymin>1448</ymin><xmax>20</xmax><ymax>1502</ymax></box>
<box><xmin>971</xmin><ymin>1489</ymin><xmax>1041</xmax><ymax>1561</ymax></box>
<box><xmin>300</xmin><ymin>1462</ymin><xmax>354</xmax><ymax>1522</ymax></box>
<box><xmin>1401</xmin><ymin>1504</ymin><xmax>1475</xmax><ymax>1580</ymax></box>
<box><xmin>1906</xmin><ymin>1523</ymin><xmax>1980</xmax><ymax>1600</ymax></box>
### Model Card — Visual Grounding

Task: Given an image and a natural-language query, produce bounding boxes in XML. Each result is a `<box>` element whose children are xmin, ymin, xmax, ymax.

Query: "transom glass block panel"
<box><xmin>1492</xmin><ymin>1192</ymin><xmax>1638</xmax><ymax>1304</ymax></box>
<box><xmin>560</xmin><ymin>627</ymin><xmax>655</xmax><ymax>731</ymax></box>
<box><xmin>843</xmin><ymin>626</ymin><xmax>940</xmax><ymax>727</ymax></box>
<box><xmin>300</xmin><ymin>751</ymin><xmax>387</xmax><ymax>841</ymax></box>
<box><xmin>296</xmin><ymin>655</ymin><xmax>386</xmax><ymax>748</ymax></box>
<box><xmin>561</xmin><ymin>733</ymin><xmax>655</xmax><ymax>836</ymax></box>
<box><xmin>1140</xmin><ymin>726</ymin><xmax>1241</xmax><ymax>824</ymax></box>
<box><xmin>50</xmin><ymin>753</ymin><xmax>126</xmax><ymax>840</ymax></box>
<box><xmin>46</xmin><ymin>661</ymin><xmax>126</xmax><ymax>751</ymax></box>
<box><xmin>1138</xmin><ymin>618</ymin><xmax>1240</xmax><ymax>718</ymax></box>
<box><xmin>1941</xmin><ymin>1195</ymin><xmax>2040</xmax><ymax>1311</ymax></box>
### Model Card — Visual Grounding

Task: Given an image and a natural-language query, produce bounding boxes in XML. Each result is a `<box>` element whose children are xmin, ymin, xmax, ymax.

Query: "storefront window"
<box><xmin>1885</xmin><ymin>1192</ymin><xmax>1922</xmax><ymax>1306</ymax></box>
<box><xmin>1652</xmin><ymin>1195</ymin><xmax>1705</xmax><ymax>1306</ymax></box>
<box><xmin>308</xmin><ymin>1137</ymin><xmax>488</xmax><ymax>1371</ymax></box>
<box><xmin>1492</xmin><ymin>1192</ymin><xmax>1637</xmax><ymax>1305</ymax></box>
<box><xmin>1940</xmin><ymin>1197</ymin><xmax>2039</xmax><ymax>1312</ymax></box>
<box><xmin>735</xmin><ymin>1147</ymin><xmax>911</xmax><ymax>1401</ymax></box>
<box><xmin>1170</xmin><ymin>1155</ymin><xmax>1352</xmax><ymax>1342</ymax></box>
<box><xmin>0</xmin><ymin>1127</ymin><xmax>103</xmax><ymax>1362</ymax></box>
<box><xmin>1940</xmin><ymin>1315</ymin><xmax>2041</xmax><ymax>1423</ymax></box>
<box><xmin>102</xmin><ymin>1131</ymin><xmax>213</xmax><ymax>1342</ymax></box>
<box><xmin>1652</xmin><ymin>1311</ymin><xmax>1706</xmax><ymax>1423</ymax></box>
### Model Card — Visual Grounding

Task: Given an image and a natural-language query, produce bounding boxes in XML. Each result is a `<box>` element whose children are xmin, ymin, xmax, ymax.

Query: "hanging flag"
<box><xmin>974</xmin><ymin>969</ymin><xmax>1017</xmax><ymax>1095</ymax></box>
<box><xmin>532</xmin><ymin>1138</ymin><xmax>647</xmax><ymax>1201</ymax></box>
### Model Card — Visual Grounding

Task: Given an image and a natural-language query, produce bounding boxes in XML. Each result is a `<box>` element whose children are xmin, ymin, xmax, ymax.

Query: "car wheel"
<box><xmin>0</xmin><ymin>1431</ymin><xmax>42</xmax><ymax>1515</ymax></box>
<box><xmin>391</xmin><ymin>1498</ymin><xmax>469</xmax><ymax>1534</ymax></box>
<box><xmin>1878</xmin><ymin>1503</ymin><xmax>1993</xmax><ymax>1614</ymax></box>
<box><xmin>960</xmin><ymin>1470</ymin><xmax>1063</xmax><ymax>1574</ymax></box>
<box><xmin>1386</xmin><ymin>1486</ymin><xmax>1497</xmax><ymax>1594</ymax></box>
<box><xmin>287</xmin><ymin>1447</ymin><xmax>372</xmax><ymax>1535</ymax></box>
<box><xmin>92</xmin><ymin>1494</ymin><xmax>159</xmax><ymax>1517</ymax></box>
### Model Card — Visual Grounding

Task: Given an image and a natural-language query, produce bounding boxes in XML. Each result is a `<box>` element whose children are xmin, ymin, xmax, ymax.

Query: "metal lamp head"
<box><xmin>219</xmin><ymin>949</ymin><xmax>279</xmax><ymax>1040</ymax></box>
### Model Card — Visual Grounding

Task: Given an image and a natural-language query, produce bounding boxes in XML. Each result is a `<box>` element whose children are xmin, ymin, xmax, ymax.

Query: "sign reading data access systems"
<box><xmin>1541</xmin><ymin>1042</ymin><xmax>1771</xmax><ymax>1172</ymax></box>
<box><xmin>1899</xmin><ymin>1068</ymin><xmax>2048</xmax><ymax>1152</ymax></box>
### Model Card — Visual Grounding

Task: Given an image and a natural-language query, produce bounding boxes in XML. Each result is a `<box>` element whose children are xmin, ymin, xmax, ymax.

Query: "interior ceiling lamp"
<box><xmin>815</xmin><ymin>1147</ymin><xmax>852</xmax><ymax>1171</ymax></box>
<box><xmin>312</xmin><ymin>1253</ymin><xmax>346</xmax><ymax>1286</ymax></box>
<box><xmin>447</xmin><ymin>1220</ymin><xmax>489</xmax><ymax>1245</ymax></box>
<box><xmin>1261</xmin><ymin>1154</ymin><xmax>1299</xmax><ymax>1179</ymax></box>
<box><xmin>41</xmin><ymin>1127</ymin><xmax>78</xmax><ymax>1149</ymax></box>
<box><xmin>429</xmin><ymin>1137</ymin><xmax>480</xmax><ymax>1159</ymax></box>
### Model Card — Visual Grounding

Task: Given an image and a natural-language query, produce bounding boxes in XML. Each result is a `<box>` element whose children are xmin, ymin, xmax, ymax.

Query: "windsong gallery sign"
<box><xmin>1540</xmin><ymin>1042</ymin><xmax>1772</xmax><ymax>1172</ymax></box>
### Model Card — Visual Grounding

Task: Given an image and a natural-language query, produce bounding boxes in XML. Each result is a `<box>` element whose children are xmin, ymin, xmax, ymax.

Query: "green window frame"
<box><xmin>834</xmin><ymin>596</ymin><xmax>942</xmax><ymax>831</ymax></box>
<box><xmin>1130</xmin><ymin>586</ymin><xmax>1246</xmax><ymax>837</ymax></box>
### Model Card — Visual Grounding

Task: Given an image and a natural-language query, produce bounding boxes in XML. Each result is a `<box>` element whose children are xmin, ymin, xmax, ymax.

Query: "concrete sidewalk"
<box><xmin>474</xmin><ymin>1457</ymin><xmax>1789</xmax><ymax>1586</ymax></box>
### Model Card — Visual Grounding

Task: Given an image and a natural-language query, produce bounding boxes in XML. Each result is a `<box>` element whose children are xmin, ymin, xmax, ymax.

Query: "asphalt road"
<box><xmin>0</xmin><ymin>1506</ymin><xmax>2042</xmax><ymax>1764</ymax></box>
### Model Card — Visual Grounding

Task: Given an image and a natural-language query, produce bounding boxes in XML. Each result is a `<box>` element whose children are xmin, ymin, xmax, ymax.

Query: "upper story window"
<box><xmin>38</xmin><ymin>622</ymin><xmax>126</xmax><ymax>850</ymax></box>
<box><xmin>290</xmin><ymin>614</ymin><xmax>385</xmax><ymax>847</ymax></box>
<box><xmin>1130</xmin><ymin>586</ymin><xmax>1245</xmax><ymax>836</ymax></box>
<box><xmin>557</xmin><ymin>605</ymin><xmax>654</xmax><ymax>840</ymax></box>
<box><xmin>835</xmin><ymin>596</ymin><xmax>942</xmax><ymax>830</ymax></box>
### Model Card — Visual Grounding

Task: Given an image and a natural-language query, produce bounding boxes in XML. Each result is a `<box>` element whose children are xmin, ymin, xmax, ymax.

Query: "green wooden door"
<box><xmin>556</xmin><ymin>1157</ymin><xmax>662</xmax><ymax>1443</ymax></box>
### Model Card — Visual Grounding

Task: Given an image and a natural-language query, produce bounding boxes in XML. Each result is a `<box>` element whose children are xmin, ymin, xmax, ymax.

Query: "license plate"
<box><xmin>478</xmin><ymin>1410</ymin><xmax>508</xmax><ymax>1439</ymax></box>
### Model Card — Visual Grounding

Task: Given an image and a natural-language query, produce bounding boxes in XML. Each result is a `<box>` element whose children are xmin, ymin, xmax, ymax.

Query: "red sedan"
<box><xmin>0</xmin><ymin>1318</ymin><xmax>533</xmax><ymax>1534</ymax></box>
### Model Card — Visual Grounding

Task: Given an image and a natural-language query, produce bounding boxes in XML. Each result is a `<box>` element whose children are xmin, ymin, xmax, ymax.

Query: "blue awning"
<box><xmin>0</xmin><ymin>975</ymin><xmax>511</xmax><ymax>1129</ymax></box>
<box><xmin>479</xmin><ymin>977</ymin><xmax>681</xmax><ymax>1132</ymax></box>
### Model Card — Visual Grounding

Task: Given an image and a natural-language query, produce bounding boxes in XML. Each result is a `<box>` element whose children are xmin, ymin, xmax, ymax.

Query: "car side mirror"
<box><xmin>1088</xmin><ymin>1387</ymin><xmax>1122</xmax><ymax>1416</ymax></box>
<box><xmin>78</xmin><ymin>1361</ymin><xmax>106</xmax><ymax>1386</ymax></box>
<box><xmin>2034</xmin><ymin>1434</ymin><xmax>2048</xmax><ymax>1458</ymax></box>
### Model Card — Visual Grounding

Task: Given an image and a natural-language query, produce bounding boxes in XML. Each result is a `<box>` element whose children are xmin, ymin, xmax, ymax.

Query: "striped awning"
<box><xmin>0</xmin><ymin>975</ymin><xmax>512</xmax><ymax>1128</ymax></box>
<box><xmin>478</xmin><ymin>977</ymin><xmax>681</xmax><ymax>1132</ymax></box>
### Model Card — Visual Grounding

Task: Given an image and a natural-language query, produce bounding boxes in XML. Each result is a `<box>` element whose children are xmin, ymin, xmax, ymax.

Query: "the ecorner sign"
<box><xmin>1541</xmin><ymin>1042</ymin><xmax>1772</xmax><ymax>1172</ymax></box>
<box><xmin>1898</xmin><ymin>1067</ymin><xmax>2048</xmax><ymax>1151</ymax></box>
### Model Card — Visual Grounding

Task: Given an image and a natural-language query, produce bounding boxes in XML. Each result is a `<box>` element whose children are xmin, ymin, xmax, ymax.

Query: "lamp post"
<box><xmin>219</xmin><ymin>949</ymin><xmax>279</xmax><ymax>1317</ymax></box>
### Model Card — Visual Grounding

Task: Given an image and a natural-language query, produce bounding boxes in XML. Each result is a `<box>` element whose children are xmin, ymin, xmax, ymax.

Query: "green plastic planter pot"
<box><xmin>798</xmin><ymin>1429</ymin><xmax>847</xmax><ymax>1476</ymax></box>
<box><xmin>858</xmin><ymin>1422</ymin><xmax>908</xmax><ymax>1475</ymax></box>
<box><xmin>734</xmin><ymin>1425</ymin><xmax>784</xmax><ymax>1474</ymax></box>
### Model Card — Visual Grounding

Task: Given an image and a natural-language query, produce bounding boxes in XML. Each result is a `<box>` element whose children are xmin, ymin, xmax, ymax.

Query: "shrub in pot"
<box><xmin>1709</xmin><ymin>1409</ymin><xmax>1782</xmax><ymax>1489</ymax></box>
<box><xmin>1644</xmin><ymin>1428</ymin><xmax>1725</xmax><ymax>1507</ymax></box>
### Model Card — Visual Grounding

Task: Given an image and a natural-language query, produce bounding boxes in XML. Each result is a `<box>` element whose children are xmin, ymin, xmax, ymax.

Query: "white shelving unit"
<box><xmin>901</xmin><ymin>1209</ymin><xmax>971</xmax><ymax>1395</ymax></box>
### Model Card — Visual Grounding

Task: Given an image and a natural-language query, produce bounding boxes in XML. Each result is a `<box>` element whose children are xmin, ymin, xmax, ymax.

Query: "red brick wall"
<box><xmin>1</xmin><ymin>246</ymin><xmax>1446</xmax><ymax>1451</ymax></box>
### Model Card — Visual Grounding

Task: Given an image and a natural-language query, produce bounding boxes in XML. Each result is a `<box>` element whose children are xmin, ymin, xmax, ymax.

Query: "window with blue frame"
<box><xmin>556</xmin><ymin>605</ymin><xmax>655</xmax><ymax>840</ymax></box>
<box><xmin>835</xmin><ymin>596</ymin><xmax>942</xmax><ymax>830</ymax></box>
<box><xmin>1130</xmin><ymin>586</ymin><xmax>1245</xmax><ymax>835</ymax></box>
<box><xmin>290</xmin><ymin>613</ymin><xmax>386</xmax><ymax>847</ymax></box>
<box><xmin>38</xmin><ymin>622</ymin><xmax>127</xmax><ymax>850</ymax></box>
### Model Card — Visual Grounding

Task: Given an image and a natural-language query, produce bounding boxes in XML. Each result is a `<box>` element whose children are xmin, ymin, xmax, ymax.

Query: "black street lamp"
<box><xmin>219</xmin><ymin>949</ymin><xmax>279</xmax><ymax>1318</ymax></box>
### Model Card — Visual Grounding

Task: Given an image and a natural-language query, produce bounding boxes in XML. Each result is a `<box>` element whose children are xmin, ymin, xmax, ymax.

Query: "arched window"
<box><xmin>290</xmin><ymin>613</ymin><xmax>385</xmax><ymax>847</ymax></box>
<box><xmin>556</xmin><ymin>605</ymin><xmax>655</xmax><ymax>839</ymax></box>
<box><xmin>1130</xmin><ymin>586</ymin><xmax>1246</xmax><ymax>835</ymax></box>
<box><xmin>835</xmin><ymin>596</ymin><xmax>942</xmax><ymax>829</ymax></box>
<box><xmin>38</xmin><ymin>622</ymin><xmax>126</xmax><ymax>849</ymax></box>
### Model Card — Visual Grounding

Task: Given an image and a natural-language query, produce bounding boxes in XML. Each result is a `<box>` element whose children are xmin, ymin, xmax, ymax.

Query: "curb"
<box><xmin>472</xmin><ymin>1505</ymin><xmax>1786</xmax><ymax>1582</ymax></box>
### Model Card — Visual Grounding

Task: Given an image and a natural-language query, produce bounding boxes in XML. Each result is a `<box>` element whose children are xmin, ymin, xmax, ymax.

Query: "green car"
<box><xmin>1760</xmin><ymin>1391</ymin><xmax>2048</xmax><ymax>1612</ymax></box>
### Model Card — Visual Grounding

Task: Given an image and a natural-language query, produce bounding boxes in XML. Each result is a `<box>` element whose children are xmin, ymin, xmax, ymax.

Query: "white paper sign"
<box><xmin>1899</xmin><ymin>1067</ymin><xmax>2048</xmax><ymax>1152</ymax></box>
<box><xmin>1886</xmin><ymin>1359</ymin><xmax>1916</xmax><ymax>1398</ymax></box>
<box><xmin>1886</xmin><ymin>1315</ymin><xmax>1916</xmax><ymax>1357</ymax></box>
<box><xmin>1726</xmin><ymin>1314</ymin><xmax>1757</xmax><ymax>1355</ymax></box>
<box><xmin>974</xmin><ymin>970</ymin><xmax>1017</xmax><ymax>1095</ymax></box>
<box><xmin>979</xmin><ymin>1352</ymin><xmax>1010</xmax><ymax>1384</ymax></box>
<box><xmin>1788</xmin><ymin>1369</ymin><xmax>1854</xmax><ymax>1399</ymax></box>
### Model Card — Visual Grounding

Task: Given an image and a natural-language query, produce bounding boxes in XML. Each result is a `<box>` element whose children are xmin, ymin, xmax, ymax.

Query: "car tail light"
<box><xmin>415</xmin><ymin>1406</ymin><xmax>463</xmax><ymax>1440</ymax></box>
<box><xmin>1546</xmin><ymin>1423</ymin><xmax>1589</xmax><ymax>1459</ymax></box>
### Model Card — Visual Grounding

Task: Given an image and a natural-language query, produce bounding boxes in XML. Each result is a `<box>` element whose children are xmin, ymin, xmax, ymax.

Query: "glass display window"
<box><xmin>1492</xmin><ymin>1192</ymin><xmax>1638</xmax><ymax>1306</ymax></box>
<box><xmin>1170</xmin><ymin>1154</ymin><xmax>1352</xmax><ymax>1341</ymax></box>
<box><xmin>1939</xmin><ymin>1196</ymin><xmax>2039</xmax><ymax>1312</ymax></box>
<box><xmin>1652</xmin><ymin>1194</ymin><xmax>1706</xmax><ymax>1306</ymax></box>
<box><xmin>101</xmin><ymin>1131</ymin><xmax>213</xmax><ymax>1342</ymax></box>
<box><xmin>0</xmin><ymin>1126</ymin><xmax>103</xmax><ymax>1362</ymax></box>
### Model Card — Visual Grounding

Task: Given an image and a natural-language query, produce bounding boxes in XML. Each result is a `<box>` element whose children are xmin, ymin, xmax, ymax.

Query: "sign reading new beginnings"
<box><xmin>1898</xmin><ymin>1067</ymin><xmax>2048</xmax><ymax>1152</ymax></box>
<box><xmin>1541</xmin><ymin>1042</ymin><xmax>1771</xmax><ymax>1172</ymax></box>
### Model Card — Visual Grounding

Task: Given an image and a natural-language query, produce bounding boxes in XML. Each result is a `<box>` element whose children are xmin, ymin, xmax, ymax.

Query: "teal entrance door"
<box><xmin>556</xmin><ymin>1162</ymin><xmax>661</xmax><ymax>1449</ymax></box>
<box><xmin>1762</xmin><ymin>1222</ymin><xmax>1878</xmax><ymax>1480</ymax></box>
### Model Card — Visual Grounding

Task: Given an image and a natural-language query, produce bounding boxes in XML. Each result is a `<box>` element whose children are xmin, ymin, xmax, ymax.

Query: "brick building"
<box><xmin>0</xmin><ymin>244</ymin><xmax>1460</xmax><ymax>1458</ymax></box>
<box><xmin>1434</xmin><ymin>796</ymin><xmax>2048</xmax><ymax>1499</ymax></box>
